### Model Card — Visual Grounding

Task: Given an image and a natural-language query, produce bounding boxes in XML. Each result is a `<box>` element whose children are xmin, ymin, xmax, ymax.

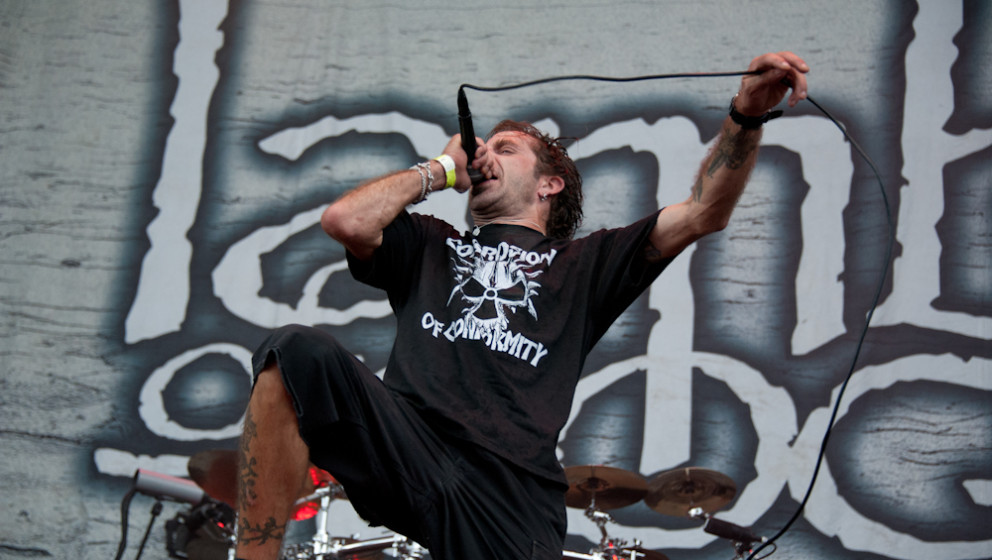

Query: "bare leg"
<box><xmin>235</xmin><ymin>366</ymin><xmax>311</xmax><ymax>560</ymax></box>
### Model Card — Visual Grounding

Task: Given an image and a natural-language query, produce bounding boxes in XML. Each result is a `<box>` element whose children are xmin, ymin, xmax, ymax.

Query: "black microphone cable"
<box><xmin>744</xmin><ymin>92</ymin><xmax>894</xmax><ymax>560</ymax></box>
<box><xmin>456</xmin><ymin>71</ymin><xmax>895</xmax><ymax>559</ymax></box>
<box><xmin>461</xmin><ymin>70</ymin><xmax>758</xmax><ymax>94</ymax></box>
<box><xmin>114</xmin><ymin>487</ymin><xmax>138</xmax><ymax>560</ymax></box>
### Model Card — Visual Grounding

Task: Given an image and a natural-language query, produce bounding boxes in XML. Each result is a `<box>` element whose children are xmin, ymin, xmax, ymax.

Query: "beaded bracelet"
<box><xmin>410</xmin><ymin>161</ymin><xmax>434</xmax><ymax>204</ymax></box>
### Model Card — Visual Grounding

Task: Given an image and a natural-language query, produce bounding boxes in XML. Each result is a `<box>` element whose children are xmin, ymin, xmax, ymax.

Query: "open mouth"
<box><xmin>474</xmin><ymin>174</ymin><xmax>497</xmax><ymax>189</ymax></box>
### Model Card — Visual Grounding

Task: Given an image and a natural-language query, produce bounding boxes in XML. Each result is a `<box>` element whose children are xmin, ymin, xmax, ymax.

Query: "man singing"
<box><xmin>235</xmin><ymin>51</ymin><xmax>809</xmax><ymax>560</ymax></box>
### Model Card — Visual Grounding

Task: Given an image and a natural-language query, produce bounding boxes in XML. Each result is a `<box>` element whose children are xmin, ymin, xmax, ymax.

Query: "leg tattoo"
<box><xmin>238</xmin><ymin>407</ymin><xmax>260</xmax><ymax>507</ymax></box>
<box><xmin>237</xmin><ymin>407</ymin><xmax>286</xmax><ymax>547</ymax></box>
<box><xmin>238</xmin><ymin>516</ymin><xmax>286</xmax><ymax>545</ymax></box>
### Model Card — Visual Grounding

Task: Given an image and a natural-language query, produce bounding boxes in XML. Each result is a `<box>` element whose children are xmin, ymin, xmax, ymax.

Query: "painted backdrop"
<box><xmin>0</xmin><ymin>1</ymin><xmax>989</xmax><ymax>559</ymax></box>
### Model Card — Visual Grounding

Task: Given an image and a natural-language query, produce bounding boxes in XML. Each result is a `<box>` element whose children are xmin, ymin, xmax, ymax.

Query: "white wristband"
<box><xmin>433</xmin><ymin>154</ymin><xmax>456</xmax><ymax>189</ymax></box>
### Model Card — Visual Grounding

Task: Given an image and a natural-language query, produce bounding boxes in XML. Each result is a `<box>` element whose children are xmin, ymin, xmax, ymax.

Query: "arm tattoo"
<box><xmin>643</xmin><ymin>239</ymin><xmax>665</xmax><ymax>263</ymax></box>
<box><xmin>693</xmin><ymin>125</ymin><xmax>760</xmax><ymax>203</ymax></box>
<box><xmin>692</xmin><ymin>175</ymin><xmax>704</xmax><ymax>203</ymax></box>
<box><xmin>707</xmin><ymin>125</ymin><xmax>759</xmax><ymax>177</ymax></box>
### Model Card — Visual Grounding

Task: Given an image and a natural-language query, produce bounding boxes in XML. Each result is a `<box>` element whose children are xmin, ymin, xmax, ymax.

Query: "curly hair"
<box><xmin>487</xmin><ymin>120</ymin><xmax>583</xmax><ymax>240</ymax></box>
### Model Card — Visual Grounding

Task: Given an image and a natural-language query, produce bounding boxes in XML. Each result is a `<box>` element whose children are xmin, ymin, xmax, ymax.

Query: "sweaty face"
<box><xmin>468</xmin><ymin>131</ymin><xmax>543</xmax><ymax>220</ymax></box>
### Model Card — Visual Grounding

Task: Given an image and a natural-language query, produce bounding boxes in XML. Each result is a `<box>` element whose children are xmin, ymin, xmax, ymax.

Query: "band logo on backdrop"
<box><xmin>94</xmin><ymin>1</ymin><xmax>991</xmax><ymax>558</ymax></box>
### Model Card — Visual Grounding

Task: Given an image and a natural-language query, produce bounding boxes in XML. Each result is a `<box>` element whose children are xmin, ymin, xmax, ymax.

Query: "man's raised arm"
<box><xmin>648</xmin><ymin>51</ymin><xmax>809</xmax><ymax>260</ymax></box>
<box><xmin>321</xmin><ymin>134</ymin><xmax>479</xmax><ymax>260</ymax></box>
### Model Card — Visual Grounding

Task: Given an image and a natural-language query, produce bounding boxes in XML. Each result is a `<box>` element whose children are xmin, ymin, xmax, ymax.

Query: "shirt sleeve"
<box><xmin>346</xmin><ymin>211</ymin><xmax>456</xmax><ymax>306</ymax></box>
<box><xmin>346</xmin><ymin>211</ymin><xmax>422</xmax><ymax>290</ymax></box>
<box><xmin>584</xmin><ymin>209</ymin><xmax>674</xmax><ymax>344</ymax></box>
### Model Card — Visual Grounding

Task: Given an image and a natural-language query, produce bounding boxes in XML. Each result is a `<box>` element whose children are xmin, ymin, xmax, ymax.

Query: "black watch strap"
<box><xmin>729</xmin><ymin>97</ymin><xmax>783</xmax><ymax>129</ymax></box>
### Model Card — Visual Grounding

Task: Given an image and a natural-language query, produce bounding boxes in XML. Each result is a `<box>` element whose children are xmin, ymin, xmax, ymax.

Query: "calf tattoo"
<box><xmin>238</xmin><ymin>516</ymin><xmax>286</xmax><ymax>545</ymax></box>
<box><xmin>236</xmin><ymin>408</ymin><xmax>286</xmax><ymax>546</ymax></box>
<box><xmin>237</xmin><ymin>408</ymin><xmax>260</xmax><ymax>507</ymax></box>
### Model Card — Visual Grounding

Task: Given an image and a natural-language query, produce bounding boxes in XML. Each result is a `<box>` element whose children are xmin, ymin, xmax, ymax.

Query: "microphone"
<box><xmin>457</xmin><ymin>88</ymin><xmax>485</xmax><ymax>185</ymax></box>
<box><xmin>703</xmin><ymin>516</ymin><xmax>764</xmax><ymax>544</ymax></box>
<box><xmin>133</xmin><ymin>468</ymin><xmax>206</xmax><ymax>505</ymax></box>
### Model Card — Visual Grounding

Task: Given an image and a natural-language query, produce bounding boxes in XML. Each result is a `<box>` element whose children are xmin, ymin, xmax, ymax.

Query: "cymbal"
<box><xmin>188</xmin><ymin>449</ymin><xmax>239</xmax><ymax>506</ymax></box>
<box><xmin>644</xmin><ymin>467</ymin><xmax>736</xmax><ymax>517</ymax></box>
<box><xmin>563</xmin><ymin>465</ymin><xmax>647</xmax><ymax>510</ymax></box>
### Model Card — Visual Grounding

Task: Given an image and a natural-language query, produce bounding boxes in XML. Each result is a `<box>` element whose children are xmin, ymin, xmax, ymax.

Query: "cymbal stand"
<box><xmin>585</xmin><ymin>502</ymin><xmax>615</xmax><ymax>548</ymax></box>
<box><xmin>281</xmin><ymin>484</ymin><xmax>342</xmax><ymax>560</ymax></box>
<box><xmin>310</xmin><ymin>486</ymin><xmax>335</xmax><ymax>558</ymax></box>
<box><xmin>584</xmin><ymin>497</ymin><xmax>641</xmax><ymax>559</ymax></box>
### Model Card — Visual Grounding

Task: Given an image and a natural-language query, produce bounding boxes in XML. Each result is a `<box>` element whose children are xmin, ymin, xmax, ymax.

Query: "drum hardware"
<box><xmin>185</xmin><ymin>450</ymin><xmax>351</xmax><ymax>559</ymax></box>
<box><xmin>564</xmin><ymin>465</ymin><xmax>648</xmax><ymax>511</ymax></box>
<box><xmin>561</xmin><ymin>464</ymin><xmax>748</xmax><ymax>559</ymax></box>
<box><xmin>293</xmin><ymin>475</ymin><xmax>348</xmax><ymax>521</ymax></box>
<box><xmin>280</xmin><ymin>529</ymin><xmax>428</xmax><ymax>559</ymax></box>
<box><xmin>183</xmin><ymin>451</ymin><xmax>430</xmax><ymax>559</ymax></box>
<box><xmin>116</xmin><ymin>469</ymin><xmax>231</xmax><ymax>560</ymax></box>
<box><xmin>181</xmin><ymin>454</ymin><xmax>747</xmax><ymax>560</ymax></box>
<box><xmin>644</xmin><ymin>467</ymin><xmax>768</xmax><ymax>559</ymax></box>
<box><xmin>562</xmin><ymin>465</ymin><xmax>669</xmax><ymax>560</ymax></box>
<box><xmin>688</xmin><ymin>507</ymin><xmax>767</xmax><ymax>560</ymax></box>
<box><xmin>164</xmin><ymin>499</ymin><xmax>236</xmax><ymax>560</ymax></box>
<box><xmin>643</xmin><ymin>467</ymin><xmax>736</xmax><ymax>518</ymax></box>
<box><xmin>188</xmin><ymin>448</ymin><xmax>345</xmax><ymax>524</ymax></box>
<box><xmin>281</xmin><ymin>481</ymin><xmax>427</xmax><ymax>560</ymax></box>
<box><xmin>575</xmin><ymin>504</ymin><xmax>670</xmax><ymax>560</ymax></box>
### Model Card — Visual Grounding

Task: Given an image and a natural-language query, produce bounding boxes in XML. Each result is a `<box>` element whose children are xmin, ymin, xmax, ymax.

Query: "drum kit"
<box><xmin>172</xmin><ymin>450</ymin><xmax>744</xmax><ymax>560</ymax></box>
<box><xmin>561</xmin><ymin>465</ymin><xmax>738</xmax><ymax>560</ymax></box>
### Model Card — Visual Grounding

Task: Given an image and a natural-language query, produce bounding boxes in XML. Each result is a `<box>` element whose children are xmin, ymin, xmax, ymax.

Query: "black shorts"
<box><xmin>251</xmin><ymin>324</ymin><xmax>567</xmax><ymax>560</ymax></box>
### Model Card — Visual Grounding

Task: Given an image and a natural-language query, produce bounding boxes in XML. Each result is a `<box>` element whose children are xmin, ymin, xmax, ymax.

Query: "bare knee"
<box><xmin>248</xmin><ymin>365</ymin><xmax>297</xmax><ymax>425</ymax></box>
<box><xmin>254</xmin><ymin>364</ymin><xmax>284</xmax><ymax>393</ymax></box>
<box><xmin>241</xmin><ymin>364</ymin><xmax>308</xmax><ymax>465</ymax></box>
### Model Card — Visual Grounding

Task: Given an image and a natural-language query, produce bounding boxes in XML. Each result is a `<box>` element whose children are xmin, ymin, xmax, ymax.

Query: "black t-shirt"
<box><xmin>348</xmin><ymin>210</ymin><xmax>671</xmax><ymax>483</ymax></box>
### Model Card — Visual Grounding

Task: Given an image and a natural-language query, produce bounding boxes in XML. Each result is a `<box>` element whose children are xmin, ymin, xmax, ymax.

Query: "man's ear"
<box><xmin>541</xmin><ymin>175</ymin><xmax>565</xmax><ymax>198</ymax></box>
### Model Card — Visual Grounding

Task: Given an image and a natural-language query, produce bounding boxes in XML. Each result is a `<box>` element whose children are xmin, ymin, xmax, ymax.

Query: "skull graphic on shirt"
<box><xmin>448</xmin><ymin>252</ymin><xmax>542</xmax><ymax>335</ymax></box>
